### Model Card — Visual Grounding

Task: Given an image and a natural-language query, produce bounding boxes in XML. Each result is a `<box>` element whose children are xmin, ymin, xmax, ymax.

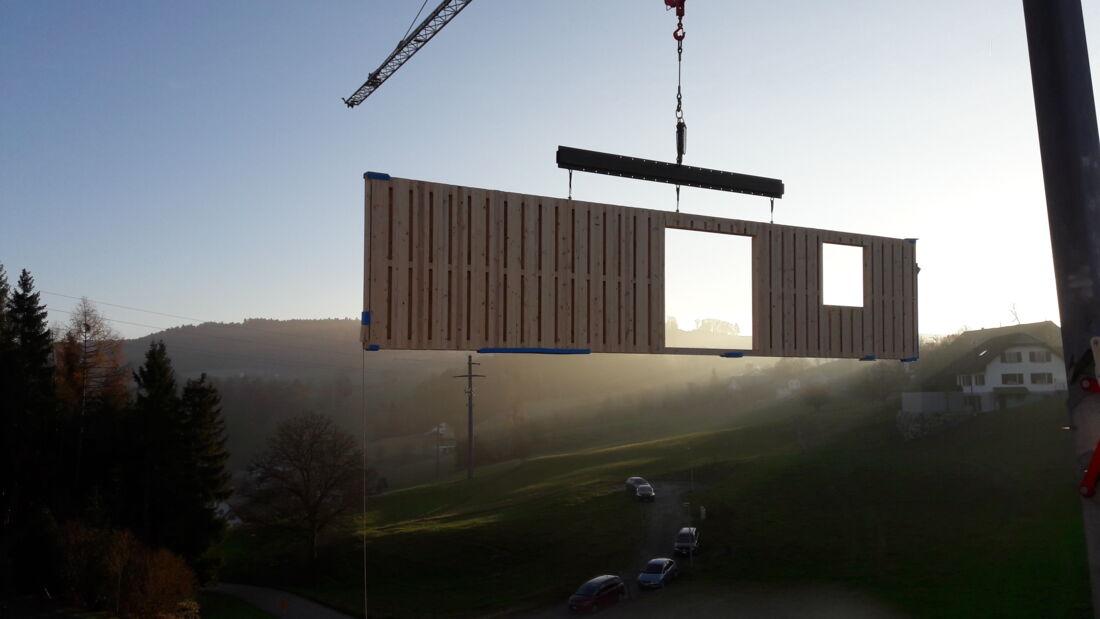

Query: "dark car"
<box><xmin>673</xmin><ymin>527</ymin><xmax>700</xmax><ymax>555</ymax></box>
<box><xmin>635</xmin><ymin>483</ymin><xmax>656</xmax><ymax>502</ymax></box>
<box><xmin>637</xmin><ymin>557</ymin><xmax>678</xmax><ymax>589</ymax></box>
<box><xmin>624</xmin><ymin>476</ymin><xmax>649</xmax><ymax>493</ymax></box>
<box><xmin>568</xmin><ymin>575</ymin><xmax>626</xmax><ymax>613</ymax></box>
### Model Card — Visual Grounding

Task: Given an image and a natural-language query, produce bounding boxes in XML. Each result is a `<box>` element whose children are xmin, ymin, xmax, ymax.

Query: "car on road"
<box><xmin>624</xmin><ymin>476</ymin><xmax>649</xmax><ymax>493</ymax></box>
<box><xmin>635</xmin><ymin>483</ymin><xmax>656</xmax><ymax>502</ymax></box>
<box><xmin>673</xmin><ymin>527</ymin><xmax>700</xmax><ymax>555</ymax></box>
<box><xmin>636</xmin><ymin>557</ymin><xmax>678</xmax><ymax>589</ymax></box>
<box><xmin>568</xmin><ymin>575</ymin><xmax>626</xmax><ymax>613</ymax></box>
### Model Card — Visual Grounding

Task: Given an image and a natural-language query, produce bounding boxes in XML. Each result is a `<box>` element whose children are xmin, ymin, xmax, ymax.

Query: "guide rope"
<box><xmin>770</xmin><ymin>197</ymin><xmax>774</xmax><ymax>224</ymax></box>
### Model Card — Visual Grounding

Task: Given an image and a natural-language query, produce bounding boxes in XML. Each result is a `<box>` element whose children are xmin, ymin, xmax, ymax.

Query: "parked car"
<box><xmin>635</xmin><ymin>483</ymin><xmax>656</xmax><ymax>502</ymax></box>
<box><xmin>673</xmin><ymin>527</ymin><xmax>700</xmax><ymax>555</ymax></box>
<box><xmin>624</xmin><ymin>476</ymin><xmax>649</xmax><ymax>493</ymax></box>
<box><xmin>568</xmin><ymin>575</ymin><xmax>626</xmax><ymax>613</ymax></box>
<box><xmin>636</xmin><ymin>557</ymin><xmax>678</xmax><ymax>589</ymax></box>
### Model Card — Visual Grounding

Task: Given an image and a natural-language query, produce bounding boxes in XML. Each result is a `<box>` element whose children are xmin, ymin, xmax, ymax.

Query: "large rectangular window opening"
<box><xmin>664</xmin><ymin>229</ymin><xmax>753</xmax><ymax>350</ymax></box>
<box><xmin>822</xmin><ymin>243</ymin><xmax>865</xmax><ymax>307</ymax></box>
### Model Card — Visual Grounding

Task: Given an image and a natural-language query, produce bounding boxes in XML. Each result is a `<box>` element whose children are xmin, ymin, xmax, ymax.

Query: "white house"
<box><xmin>902</xmin><ymin>324</ymin><xmax>1066</xmax><ymax>416</ymax></box>
<box><xmin>953</xmin><ymin>337</ymin><xmax>1066</xmax><ymax>411</ymax></box>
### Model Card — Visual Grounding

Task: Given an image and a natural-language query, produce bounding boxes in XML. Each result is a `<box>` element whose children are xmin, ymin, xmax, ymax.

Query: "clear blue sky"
<box><xmin>2</xmin><ymin>1</ymin><xmax>1097</xmax><ymax>340</ymax></box>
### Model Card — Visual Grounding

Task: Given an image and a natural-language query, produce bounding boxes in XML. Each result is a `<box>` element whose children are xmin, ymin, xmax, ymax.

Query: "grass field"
<box><xmin>224</xmin><ymin>395</ymin><xmax>1090</xmax><ymax>618</ymax></box>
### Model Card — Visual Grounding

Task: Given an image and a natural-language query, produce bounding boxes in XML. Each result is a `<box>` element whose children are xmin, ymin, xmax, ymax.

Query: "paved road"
<box><xmin>514</xmin><ymin>481</ymin><xmax>906</xmax><ymax>619</ymax></box>
<box><xmin>211</xmin><ymin>583</ymin><xmax>355</xmax><ymax>619</ymax></box>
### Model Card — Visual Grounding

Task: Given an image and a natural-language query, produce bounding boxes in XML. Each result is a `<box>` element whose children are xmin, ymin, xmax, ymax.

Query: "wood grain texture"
<box><xmin>363</xmin><ymin>177</ymin><xmax>918</xmax><ymax>359</ymax></box>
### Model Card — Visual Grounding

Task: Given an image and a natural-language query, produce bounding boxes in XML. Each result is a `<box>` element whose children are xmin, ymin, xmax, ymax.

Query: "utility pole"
<box><xmin>453</xmin><ymin>355</ymin><xmax>485</xmax><ymax>480</ymax></box>
<box><xmin>1022</xmin><ymin>0</ymin><xmax>1100</xmax><ymax>612</ymax></box>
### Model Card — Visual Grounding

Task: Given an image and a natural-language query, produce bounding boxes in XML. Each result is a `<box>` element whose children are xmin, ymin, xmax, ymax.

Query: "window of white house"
<box><xmin>1000</xmin><ymin>351</ymin><xmax>1022</xmax><ymax>363</ymax></box>
<box><xmin>973</xmin><ymin>374</ymin><xmax>986</xmax><ymax>386</ymax></box>
<box><xmin>1029</xmin><ymin>351</ymin><xmax>1052</xmax><ymax>363</ymax></box>
<box><xmin>1031</xmin><ymin>373</ymin><xmax>1054</xmax><ymax>385</ymax></box>
<box><xmin>958</xmin><ymin>375</ymin><xmax>972</xmax><ymax>386</ymax></box>
<box><xmin>1002</xmin><ymin>373</ymin><xmax>1024</xmax><ymax>385</ymax></box>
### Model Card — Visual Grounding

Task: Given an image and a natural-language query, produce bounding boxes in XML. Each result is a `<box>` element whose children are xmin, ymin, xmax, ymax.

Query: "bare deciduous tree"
<box><xmin>236</xmin><ymin>412</ymin><xmax>363</xmax><ymax>560</ymax></box>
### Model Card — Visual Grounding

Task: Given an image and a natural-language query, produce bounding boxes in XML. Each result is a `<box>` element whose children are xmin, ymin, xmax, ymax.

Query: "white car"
<box><xmin>635</xmin><ymin>483</ymin><xmax>656</xmax><ymax>502</ymax></box>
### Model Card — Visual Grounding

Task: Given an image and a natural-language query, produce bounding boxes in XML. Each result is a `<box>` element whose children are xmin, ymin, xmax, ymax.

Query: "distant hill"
<box><xmin>122</xmin><ymin>318</ymin><xmax>781</xmax><ymax>469</ymax></box>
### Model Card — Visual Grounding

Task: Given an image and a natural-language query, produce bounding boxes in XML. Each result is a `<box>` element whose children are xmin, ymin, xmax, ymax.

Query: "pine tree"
<box><xmin>3</xmin><ymin>269</ymin><xmax>57</xmax><ymax>520</ymax></box>
<box><xmin>179</xmin><ymin>373</ymin><xmax>231</xmax><ymax>581</ymax></box>
<box><xmin>128</xmin><ymin>340</ymin><xmax>184</xmax><ymax>547</ymax></box>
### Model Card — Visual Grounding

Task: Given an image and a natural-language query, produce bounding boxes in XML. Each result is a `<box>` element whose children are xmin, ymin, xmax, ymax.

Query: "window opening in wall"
<box><xmin>973</xmin><ymin>374</ymin><xmax>986</xmax><ymax>386</ymax></box>
<box><xmin>958</xmin><ymin>375</ymin><xmax>972</xmax><ymax>387</ymax></box>
<box><xmin>1031</xmin><ymin>373</ymin><xmax>1054</xmax><ymax>385</ymax></box>
<box><xmin>1001</xmin><ymin>351</ymin><xmax>1022</xmax><ymax>363</ymax></box>
<box><xmin>1002</xmin><ymin>373</ymin><xmax>1024</xmax><ymax>385</ymax></box>
<box><xmin>664</xmin><ymin>229</ymin><xmax>753</xmax><ymax>350</ymax></box>
<box><xmin>1029</xmin><ymin>351</ymin><xmax>1052</xmax><ymax>363</ymax></box>
<box><xmin>822</xmin><ymin>243</ymin><xmax>864</xmax><ymax>306</ymax></box>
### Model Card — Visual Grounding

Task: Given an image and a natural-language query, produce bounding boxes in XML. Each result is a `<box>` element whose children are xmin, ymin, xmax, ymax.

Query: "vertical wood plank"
<box><xmin>538</xmin><ymin>199</ymin><xmax>554</xmax><ymax>346</ymax></box>
<box><xmin>782</xmin><ymin>227</ymin><xmax>796</xmax><ymax>355</ymax></box>
<box><xmin>504</xmin><ymin>194</ymin><xmax>523</xmax><ymax>346</ymax></box>
<box><xmin>892</xmin><ymin>240</ymin><xmax>904</xmax><ymax>358</ymax></box>
<box><xmin>573</xmin><ymin>202</ymin><xmax>590</xmax><ymax>349</ymax></box>
<box><xmin>520</xmin><ymin>199</ymin><xmax>539</xmax><ymax>346</ymax></box>
<box><xmin>623</xmin><ymin>212</ymin><xmax>636</xmax><ymax>351</ymax></box>
<box><xmin>862</xmin><ymin>242</ymin><xmax>873</xmax><ymax>357</ymax></box>
<box><xmin>468</xmin><ymin>189</ymin><xmax>488</xmax><ymax>346</ymax></box>
<box><xmin>805</xmin><ymin>230</ymin><xmax>819</xmax><ymax>357</ymax></box>
<box><xmin>871</xmin><ymin>238</ymin><xmax>885</xmax><ymax>358</ymax></box>
<box><xmin>902</xmin><ymin>241</ymin><xmax>915</xmax><ymax>358</ymax></box>
<box><xmin>770</xmin><ymin>226</ymin><xmax>782</xmax><ymax>355</ymax></box>
<box><xmin>793</xmin><ymin>228</ymin><xmax>807</xmax><ymax>356</ymax></box>
<box><xmin>650</xmin><ymin>214</ymin><xmax>664</xmax><ymax>352</ymax></box>
<box><xmin>605</xmin><ymin>209</ymin><xmax>621</xmax><ymax>350</ymax></box>
<box><xmin>752</xmin><ymin>231</ymin><xmax>769</xmax><ymax>354</ymax></box>
<box><xmin>589</xmin><ymin>204</ymin><xmax>606</xmax><ymax>352</ymax></box>
<box><xmin>635</xmin><ymin>211</ymin><xmax>650</xmax><ymax>351</ymax></box>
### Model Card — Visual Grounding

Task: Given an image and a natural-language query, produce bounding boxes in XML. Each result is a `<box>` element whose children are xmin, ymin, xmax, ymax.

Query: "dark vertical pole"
<box><xmin>454</xmin><ymin>355</ymin><xmax>484</xmax><ymax>480</ymax></box>
<box><xmin>466</xmin><ymin>355</ymin><xmax>475</xmax><ymax>480</ymax></box>
<box><xmin>1022</xmin><ymin>0</ymin><xmax>1100</xmax><ymax>611</ymax></box>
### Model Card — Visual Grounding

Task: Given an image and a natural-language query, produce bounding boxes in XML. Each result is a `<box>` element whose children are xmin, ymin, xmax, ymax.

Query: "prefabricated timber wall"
<box><xmin>362</xmin><ymin>176</ymin><xmax>919</xmax><ymax>359</ymax></box>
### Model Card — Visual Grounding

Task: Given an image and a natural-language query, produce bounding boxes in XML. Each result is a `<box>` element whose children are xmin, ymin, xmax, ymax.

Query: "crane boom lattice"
<box><xmin>343</xmin><ymin>0</ymin><xmax>474</xmax><ymax>108</ymax></box>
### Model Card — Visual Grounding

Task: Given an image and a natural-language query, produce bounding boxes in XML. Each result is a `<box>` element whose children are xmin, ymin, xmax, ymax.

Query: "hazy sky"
<box><xmin>2</xmin><ymin>1</ymin><xmax>1098</xmax><ymax>341</ymax></box>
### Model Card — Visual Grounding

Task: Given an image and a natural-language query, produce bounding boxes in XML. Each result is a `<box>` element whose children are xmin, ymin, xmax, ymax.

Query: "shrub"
<box><xmin>55</xmin><ymin>520</ymin><xmax>197</xmax><ymax>618</ymax></box>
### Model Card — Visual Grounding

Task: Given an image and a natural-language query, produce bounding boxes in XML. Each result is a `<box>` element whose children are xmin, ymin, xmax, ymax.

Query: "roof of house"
<box><xmin>914</xmin><ymin>321</ymin><xmax>1062</xmax><ymax>390</ymax></box>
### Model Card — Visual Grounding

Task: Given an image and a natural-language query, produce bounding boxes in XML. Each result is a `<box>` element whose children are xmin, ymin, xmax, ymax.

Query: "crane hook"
<box><xmin>673</xmin><ymin>24</ymin><xmax>686</xmax><ymax>41</ymax></box>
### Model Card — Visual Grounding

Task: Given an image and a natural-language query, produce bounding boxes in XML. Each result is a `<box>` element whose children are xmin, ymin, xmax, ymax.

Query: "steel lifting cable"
<box><xmin>670</xmin><ymin>1</ymin><xmax>687</xmax><ymax>212</ymax></box>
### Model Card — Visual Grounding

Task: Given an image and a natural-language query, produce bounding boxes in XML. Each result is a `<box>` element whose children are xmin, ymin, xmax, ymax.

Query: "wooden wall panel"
<box><xmin>364</xmin><ymin>177</ymin><xmax>919</xmax><ymax>359</ymax></box>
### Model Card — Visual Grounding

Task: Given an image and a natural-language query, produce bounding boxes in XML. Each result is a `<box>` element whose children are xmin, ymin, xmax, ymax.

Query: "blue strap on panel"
<box><xmin>366</xmin><ymin>344</ymin><xmax>381</xmax><ymax>351</ymax></box>
<box><xmin>905</xmin><ymin>238</ymin><xmax>918</xmax><ymax>243</ymax></box>
<box><xmin>719</xmin><ymin>352</ymin><xmax>744</xmax><ymax>358</ymax></box>
<box><xmin>860</xmin><ymin>355</ymin><xmax>876</xmax><ymax>361</ymax></box>
<box><xmin>477</xmin><ymin>347</ymin><xmax>591</xmax><ymax>355</ymax></box>
<box><xmin>361</xmin><ymin>311</ymin><xmax>371</xmax><ymax>325</ymax></box>
<box><xmin>900</xmin><ymin>356</ymin><xmax>919</xmax><ymax>363</ymax></box>
<box><xmin>364</xmin><ymin>171</ymin><xmax>391</xmax><ymax>180</ymax></box>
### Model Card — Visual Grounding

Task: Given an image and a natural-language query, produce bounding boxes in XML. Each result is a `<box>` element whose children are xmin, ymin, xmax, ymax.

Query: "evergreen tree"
<box><xmin>128</xmin><ymin>341</ymin><xmax>184</xmax><ymax>548</ymax></box>
<box><xmin>178</xmin><ymin>373</ymin><xmax>231</xmax><ymax>581</ymax></box>
<box><xmin>3</xmin><ymin>269</ymin><xmax>57</xmax><ymax>518</ymax></box>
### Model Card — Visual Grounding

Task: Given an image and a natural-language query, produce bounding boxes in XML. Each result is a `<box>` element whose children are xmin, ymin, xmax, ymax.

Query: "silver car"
<box><xmin>637</xmin><ymin>558</ymin><xmax>678</xmax><ymax>589</ymax></box>
<box><xmin>625</xmin><ymin>476</ymin><xmax>649</xmax><ymax>492</ymax></box>
<box><xmin>673</xmin><ymin>527</ymin><xmax>699</xmax><ymax>555</ymax></box>
<box><xmin>635</xmin><ymin>483</ymin><xmax>656</xmax><ymax>502</ymax></box>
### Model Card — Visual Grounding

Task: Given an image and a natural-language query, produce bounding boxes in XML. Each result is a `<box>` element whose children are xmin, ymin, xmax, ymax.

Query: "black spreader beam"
<box><xmin>556</xmin><ymin>146</ymin><xmax>784</xmax><ymax>199</ymax></box>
